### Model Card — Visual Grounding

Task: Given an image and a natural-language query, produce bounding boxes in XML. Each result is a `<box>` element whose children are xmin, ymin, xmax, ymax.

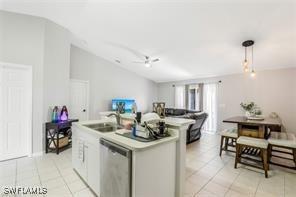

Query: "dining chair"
<box><xmin>219</xmin><ymin>128</ymin><xmax>238</xmax><ymax>156</ymax></box>
<box><xmin>235</xmin><ymin>136</ymin><xmax>269</xmax><ymax>178</ymax></box>
<box><xmin>268</xmin><ymin>131</ymin><xmax>296</xmax><ymax>169</ymax></box>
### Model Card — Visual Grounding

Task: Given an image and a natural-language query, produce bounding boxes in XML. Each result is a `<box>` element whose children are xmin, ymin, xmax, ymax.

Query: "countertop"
<box><xmin>73</xmin><ymin>118</ymin><xmax>184</xmax><ymax>151</ymax></box>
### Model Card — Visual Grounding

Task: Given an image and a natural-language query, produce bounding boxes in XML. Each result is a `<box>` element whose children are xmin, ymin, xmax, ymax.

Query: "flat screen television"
<box><xmin>112</xmin><ymin>99</ymin><xmax>135</xmax><ymax>113</ymax></box>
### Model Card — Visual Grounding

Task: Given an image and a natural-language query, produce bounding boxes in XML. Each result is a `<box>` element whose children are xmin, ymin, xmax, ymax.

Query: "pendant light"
<box><xmin>243</xmin><ymin>46</ymin><xmax>249</xmax><ymax>72</ymax></box>
<box><xmin>242</xmin><ymin>40</ymin><xmax>255</xmax><ymax>76</ymax></box>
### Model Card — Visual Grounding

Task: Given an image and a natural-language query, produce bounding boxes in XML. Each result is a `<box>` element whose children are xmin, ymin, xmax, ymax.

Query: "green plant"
<box><xmin>240</xmin><ymin>102</ymin><xmax>262</xmax><ymax>116</ymax></box>
<box><xmin>240</xmin><ymin>102</ymin><xmax>255</xmax><ymax>112</ymax></box>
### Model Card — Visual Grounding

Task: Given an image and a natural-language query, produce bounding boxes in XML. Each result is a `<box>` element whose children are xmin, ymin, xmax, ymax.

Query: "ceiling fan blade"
<box><xmin>152</xmin><ymin>58</ymin><xmax>160</xmax><ymax>62</ymax></box>
<box><xmin>132</xmin><ymin>61</ymin><xmax>144</xmax><ymax>64</ymax></box>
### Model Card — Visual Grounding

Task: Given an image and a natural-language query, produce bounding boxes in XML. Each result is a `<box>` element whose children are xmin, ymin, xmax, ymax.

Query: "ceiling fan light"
<box><xmin>145</xmin><ymin>63</ymin><xmax>151</xmax><ymax>68</ymax></box>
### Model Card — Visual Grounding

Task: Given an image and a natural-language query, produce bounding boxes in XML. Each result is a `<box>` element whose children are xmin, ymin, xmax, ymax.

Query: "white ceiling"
<box><xmin>1</xmin><ymin>0</ymin><xmax>295</xmax><ymax>82</ymax></box>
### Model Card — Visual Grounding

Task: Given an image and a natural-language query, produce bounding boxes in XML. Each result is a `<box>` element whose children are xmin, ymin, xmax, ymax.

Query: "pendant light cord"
<box><xmin>252</xmin><ymin>46</ymin><xmax>254</xmax><ymax>70</ymax></box>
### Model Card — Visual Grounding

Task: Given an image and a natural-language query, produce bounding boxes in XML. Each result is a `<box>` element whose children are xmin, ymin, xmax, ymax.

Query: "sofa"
<box><xmin>165</xmin><ymin>108</ymin><xmax>208</xmax><ymax>144</ymax></box>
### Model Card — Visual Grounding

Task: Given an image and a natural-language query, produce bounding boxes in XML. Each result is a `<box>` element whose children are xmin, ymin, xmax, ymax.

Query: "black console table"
<box><xmin>45</xmin><ymin>119</ymin><xmax>78</xmax><ymax>154</ymax></box>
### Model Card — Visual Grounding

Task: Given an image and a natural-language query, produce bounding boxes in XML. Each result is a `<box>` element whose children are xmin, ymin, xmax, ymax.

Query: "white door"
<box><xmin>70</xmin><ymin>79</ymin><xmax>89</xmax><ymax>121</ymax></box>
<box><xmin>0</xmin><ymin>64</ymin><xmax>32</xmax><ymax>161</ymax></box>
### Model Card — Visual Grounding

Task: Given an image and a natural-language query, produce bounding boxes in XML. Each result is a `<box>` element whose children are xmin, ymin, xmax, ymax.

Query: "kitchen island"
<box><xmin>72</xmin><ymin>117</ymin><xmax>194</xmax><ymax>197</ymax></box>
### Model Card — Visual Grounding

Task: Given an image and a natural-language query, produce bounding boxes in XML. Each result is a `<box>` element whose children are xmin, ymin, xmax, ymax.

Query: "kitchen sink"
<box><xmin>84</xmin><ymin>123</ymin><xmax>123</xmax><ymax>133</ymax></box>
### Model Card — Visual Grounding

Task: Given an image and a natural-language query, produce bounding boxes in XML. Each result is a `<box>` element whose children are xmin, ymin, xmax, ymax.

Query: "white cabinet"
<box><xmin>87</xmin><ymin>142</ymin><xmax>100</xmax><ymax>194</ymax></box>
<box><xmin>72</xmin><ymin>135</ymin><xmax>88</xmax><ymax>180</ymax></box>
<box><xmin>72</xmin><ymin>126</ymin><xmax>100</xmax><ymax>195</ymax></box>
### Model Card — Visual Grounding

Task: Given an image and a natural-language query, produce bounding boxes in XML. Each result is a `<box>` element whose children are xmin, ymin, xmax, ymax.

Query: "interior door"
<box><xmin>0</xmin><ymin>65</ymin><xmax>32</xmax><ymax>161</ymax></box>
<box><xmin>70</xmin><ymin>79</ymin><xmax>89</xmax><ymax>121</ymax></box>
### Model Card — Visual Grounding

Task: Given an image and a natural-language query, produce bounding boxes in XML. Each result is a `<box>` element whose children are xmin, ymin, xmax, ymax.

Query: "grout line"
<box><xmin>223</xmin><ymin>167</ymin><xmax>244</xmax><ymax>196</ymax></box>
<box><xmin>52</xmin><ymin>154</ymin><xmax>75</xmax><ymax>197</ymax></box>
<box><xmin>189</xmin><ymin>151</ymin><xmax>232</xmax><ymax>196</ymax></box>
<box><xmin>34</xmin><ymin>157</ymin><xmax>43</xmax><ymax>187</ymax></box>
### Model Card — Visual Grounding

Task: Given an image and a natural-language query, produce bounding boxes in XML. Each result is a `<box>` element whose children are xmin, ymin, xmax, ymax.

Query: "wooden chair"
<box><xmin>268</xmin><ymin>131</ymin><xmax>296</xmax><ymax>169</ymax></box>
<box><xmin>219</xmin><ymin>128</ymin><xmax>238</xmax><ymax>156</ymax></box>
<box><xmin>235</xmin><ymin>136</ymin><xmax>269</xmax><ymax>178</ymax></box>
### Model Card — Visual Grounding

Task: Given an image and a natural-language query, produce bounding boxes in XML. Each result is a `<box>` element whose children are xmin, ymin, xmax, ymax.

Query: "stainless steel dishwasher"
<box><xmin>100</xmin><ymin>138</ymin><xmax>132</xmax><ymax>197</ymax></box>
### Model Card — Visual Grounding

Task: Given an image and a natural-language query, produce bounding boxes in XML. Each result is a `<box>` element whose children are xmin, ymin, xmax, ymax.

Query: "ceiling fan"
<box><xmin>133</xmin><ymin>56</ymin><xmax>160</xmax><ymax>68</ymax></box>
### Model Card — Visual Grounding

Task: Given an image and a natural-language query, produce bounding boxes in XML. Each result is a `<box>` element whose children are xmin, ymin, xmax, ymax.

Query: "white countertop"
<box><xmin>73</xmin><ymin>119</ymin><xmax>180</xmax><ymax>151</ymax></box>
<box><xmin>164</xmin><ymin>117</ymin><xmax>195</xmax><ymax>127</ymax></box>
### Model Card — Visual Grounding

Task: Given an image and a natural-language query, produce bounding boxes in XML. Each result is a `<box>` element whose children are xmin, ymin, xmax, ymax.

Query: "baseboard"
<box><xmin>31</xmin><ymin>151</ymin><xmax>44</xmax><ymax>157</ymax></box>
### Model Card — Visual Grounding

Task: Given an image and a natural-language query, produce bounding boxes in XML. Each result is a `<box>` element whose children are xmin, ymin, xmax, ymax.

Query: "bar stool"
<box><xmin>268</xmin><ymin>131</ymin><xmax>296</xmax><ymax>169</ymax></box>
<box><xmin>235</xmin><ymin>136</ymin><xmax>269</xmax><ymax>178</ymax></box>
<box><xmin>219</xmin><ymin>128</ymin><xmax>238</xmax><ymax>156</ymax></box>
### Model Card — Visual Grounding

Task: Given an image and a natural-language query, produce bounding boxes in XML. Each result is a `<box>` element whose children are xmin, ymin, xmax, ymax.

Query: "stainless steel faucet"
<box><xmin>107</xmin><ymin>112</ymin><xmax>121</xmax><ymax>125</ymax></box>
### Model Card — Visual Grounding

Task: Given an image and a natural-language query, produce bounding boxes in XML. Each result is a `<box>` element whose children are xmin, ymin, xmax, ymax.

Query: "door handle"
<box><xmin>82</xmin><ymin>109</ymin><xmax>86</xmax><ymax>112</ymax></box>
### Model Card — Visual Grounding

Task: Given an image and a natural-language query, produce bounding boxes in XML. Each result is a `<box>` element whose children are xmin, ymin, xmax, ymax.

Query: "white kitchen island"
<box><xmin>72</xmin><ymin>117</ymin><xmax>194</xmax><ymax>197</ymax></box>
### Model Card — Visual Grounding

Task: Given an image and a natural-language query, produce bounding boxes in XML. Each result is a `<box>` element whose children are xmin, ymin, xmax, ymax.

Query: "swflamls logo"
<box><xmin>2</xmin><ymin>186</ymin><xmax>47</xmax><ymax>195</ymax></box>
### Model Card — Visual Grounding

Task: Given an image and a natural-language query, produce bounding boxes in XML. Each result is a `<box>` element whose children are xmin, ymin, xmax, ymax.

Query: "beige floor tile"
<box><xmin>45</xmin><ymin>185</ymin><xmax>72</xmax><ymax>197</ymax></box>
<box><xmin>74</xmin><ymin>188</ymin><xmax>96</xmax><ymax>197</ymax></box>
<box><xmin>59</xmin><ymin>167</ymin><xmax>75</xmax><ymax>177</ymax></box>
<box><xmin>67</xmin><ymin>179</ymin><xmax>87</xmax><ymax>194</ymax></box>
<box><xmin>187</xmin><ymin>159</ymin><xmax>207</xmax><ymax>171</ymax></box>
<box><xmin>185</xmin><ymin>180</ymin><xmax>201</xmax><ymax>197</ymax></box>
<box><xmin>195</xmin><ymin>189</ymin><xmax>217</xmax><ymax>197</ymax></box>
<box><xmin>202</xmin><ymin>181</ymin><xmax>229</xmax><ymax>197</ymax></box>
<box><xmin>62</xmin><ymin>171</ymin><xmax>81</xmax><ymax>184</ymax></box>
<box><xmin>225</xmin><ymin>189</ymin><xmax>254</xmax><ymax>197</ymax></box>
<box><xmin>186</xmin><ymin>167</ymin><xmax>196</xmax><ymax>179</ymax></box>
<box><xmin>42</xmin><ymin>177</ymin><xmax>66</xmax><ymax>190</ymax></box>
<box><xmin>16</xmin><ymin>176</ymin><xmax>41</xmax><ymax>187</ymax></box>
<box><xmin>39</xmin><ymin>170</ymin><xmax>61</xmax><ymax>182</ymax></box>
<box><xmin>187</xmin><ymin>172</ymin><xmax>211</xmax><ymax>188</ymax></box>
<box><xmin>16</xmin><ymin>170</ymin><xmax>39</xmax><ymax>181</ymax></box>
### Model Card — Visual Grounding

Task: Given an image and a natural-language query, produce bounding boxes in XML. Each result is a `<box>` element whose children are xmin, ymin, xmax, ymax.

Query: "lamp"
<box><xmin>242</xmin><ymin>40</ymin><xmax>256</xmax><ymax>77</ymax></box>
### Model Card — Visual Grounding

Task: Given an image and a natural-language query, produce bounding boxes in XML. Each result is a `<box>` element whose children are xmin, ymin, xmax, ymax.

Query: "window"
<box><xmin>188</xmin><ymin>84</ymin><xmax>201</xmax><ymax>111</ymax></box>
<box><xmin>203</xmin><ymin>83</ymin><xmax>218</xmax><ymax>133</ymax></box>
<box><xmin>175</xmin><ymin>85</ymin><xmax>185</xmax><ymax>109</ymax></box>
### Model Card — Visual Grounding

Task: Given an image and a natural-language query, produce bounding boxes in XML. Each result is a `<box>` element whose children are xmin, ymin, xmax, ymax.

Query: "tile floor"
<box><xmin>0</xmin><ymin>149</ymin><xmax>94</xmax><ymax>197</ymax></box>
<box><xmin>185</xmin><ymin>132</ymin><xmax>296</xmax><ymax>197</ymax></box>
<box><xmin>0</xmin><ymin>132</ymin><xmax>296</xmax><ymax>197</ymax></box>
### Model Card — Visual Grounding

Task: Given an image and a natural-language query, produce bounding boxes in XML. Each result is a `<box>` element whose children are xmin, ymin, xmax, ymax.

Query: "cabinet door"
<box><xmin>72</xmin><ymin>136</ymin><xmax>88</xmax><ymax>181</ymax></box>
<box><xmin>87</xmin><ymin>142</ymin><xmax>100</xmax><ymax>195</ymax></box>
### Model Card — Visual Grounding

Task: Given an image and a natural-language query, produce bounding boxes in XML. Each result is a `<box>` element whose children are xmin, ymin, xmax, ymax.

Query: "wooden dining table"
<box><xmin>223</xmin><ymin>116</ymin><xmax>282</xmax><ymax>139</ymax></box>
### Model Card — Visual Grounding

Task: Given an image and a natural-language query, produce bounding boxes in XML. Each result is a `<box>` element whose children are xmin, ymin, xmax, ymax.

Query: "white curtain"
<box><xmin>175</xmin><ymin>85</ymin><xmax>186</xmax><ymax>109</ymax></box>
<box><xmin>203</xmin><ymin>83</ymin><xmax>218</xmax><ymax>133</ymax></box>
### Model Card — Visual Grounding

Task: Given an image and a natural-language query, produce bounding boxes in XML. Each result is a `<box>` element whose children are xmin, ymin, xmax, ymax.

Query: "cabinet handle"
<box><xmin>82</xmin><ymin>144</ymin><xmax>88</xmax><ymax>163</ymax></box>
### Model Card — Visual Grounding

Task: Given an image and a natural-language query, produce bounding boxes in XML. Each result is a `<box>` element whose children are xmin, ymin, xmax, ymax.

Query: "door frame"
<box><xmin>0</xmin><ymin>62</ymin><xmax>33</xmax><ymax>158</ymax></box>
<box><xmin>70</xmin><ymin>79</ymin><xmax>90</xmax><ymax>120</ymax></box>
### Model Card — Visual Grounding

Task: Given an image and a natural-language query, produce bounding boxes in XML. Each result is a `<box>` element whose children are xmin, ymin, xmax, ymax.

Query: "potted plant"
<box><xmin>240</xmin><ymin>102</ymin><xmax>262</xmax><ymax>117</ymax></box>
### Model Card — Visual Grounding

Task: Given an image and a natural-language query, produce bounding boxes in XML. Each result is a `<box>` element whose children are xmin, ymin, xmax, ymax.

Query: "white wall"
<box><xmin>0</xmin><ymin>11</ymin><xmax>45</xmax><ymax>154</ymax></box>
<box><xmin>0</xmin><ymin>11</ymin><xmax>71</xmax><ymax>154</ymax></box>
<box><xmin>43</xmin><ymin>21</ymin><xmax>71</xmax><ymax>121</ymax></box>
<box><xmin>70</xmin><ymin>45</ymin><xmax>158</xmax><ymax>119</ymax></box>
<box><xmin>158</xmin><ymin>68</ymin><xmax>296</xmax><ymax>132</ymax></box>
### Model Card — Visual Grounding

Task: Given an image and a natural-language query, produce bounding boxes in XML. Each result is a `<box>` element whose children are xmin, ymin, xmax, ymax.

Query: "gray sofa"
<box><xmin>165</xmin><ymin>108</ymin><xmax>208</xmax><ymax>144</ymax></box>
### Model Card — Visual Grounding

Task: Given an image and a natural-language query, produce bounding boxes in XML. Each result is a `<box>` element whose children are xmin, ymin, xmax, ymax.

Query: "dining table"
<box><xmin>223</xmin><ymin>116</ymin><xmax>282</xmax><ymax>139</ymax></box>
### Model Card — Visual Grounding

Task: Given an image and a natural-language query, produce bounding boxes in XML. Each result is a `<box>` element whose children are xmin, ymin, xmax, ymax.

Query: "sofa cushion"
<box><xmin>173</xmin><ymin>109</ymin><xmax>186</xmax><ymax>116</ymax></box>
